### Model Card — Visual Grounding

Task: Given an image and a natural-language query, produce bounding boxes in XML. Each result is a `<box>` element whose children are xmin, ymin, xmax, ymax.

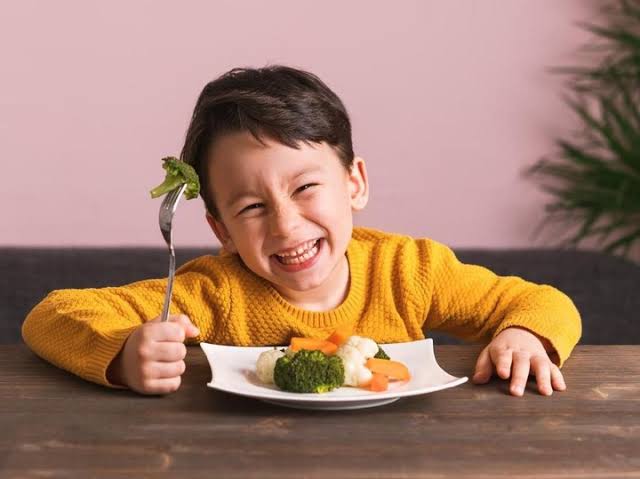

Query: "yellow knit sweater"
<box><xmin>23</xmin><ymin>227</ymin><xmax>581</xmax><ymax>387</ymax></box>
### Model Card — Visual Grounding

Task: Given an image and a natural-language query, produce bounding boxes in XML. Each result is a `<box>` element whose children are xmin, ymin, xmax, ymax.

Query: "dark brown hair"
<box><xmin>180</xmin><ymin>65</ymin><xmax>354</xmax><ymax>218</ymax></box>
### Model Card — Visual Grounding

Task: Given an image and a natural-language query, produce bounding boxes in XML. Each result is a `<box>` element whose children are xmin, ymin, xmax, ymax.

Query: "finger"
<box><xmin>143</xmin><ymin>321</ymin><xmax>186</xmax><ymax>343</ymax></box>
<box><xmin>141</xmin><ymin>376</ymin><xmax>182</xmax><ymax>395</ymax></box>
<box><xmin>472</xmin><ymin>347</ymin><xmax>493</xmax><ymax>384</ymax></box>
<box><xmin>170</xmin><ymin>314</ymin><xmax>200</xmax><ymax>339</ymax></box>
<box><xmin>149</xmin><ymin>342</ymin><xmax>187</xmax><ymax>362</ymax></box>
<box><xmin>491</xmin><ymin>348</ymin><xmax>513</xmax><ymax>380</ymax></box>
<box><xmin>550</xmin><ymin>364</ymin><xmax>566</xmax><ymax>391</ymax></box>
<box><xmin>530</xmin><ymin>355</ymin><xmax>552</xmax><ymax>396</ymax></box>
<box><xmin>509</xmin><ymin>351</ymin><xmax>531</xmax><ymax>397</ymax></box>
<box><xmin>143</xmin><ymin>360</ymin><xmax>186</xmax><ymax>380</ymax></box>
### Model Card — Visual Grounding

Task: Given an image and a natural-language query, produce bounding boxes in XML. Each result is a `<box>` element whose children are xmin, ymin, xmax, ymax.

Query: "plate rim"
<box><xmin>200</xmin><ymin>338</ymin><xmax>468</xmax><ymax>403</ymax></box>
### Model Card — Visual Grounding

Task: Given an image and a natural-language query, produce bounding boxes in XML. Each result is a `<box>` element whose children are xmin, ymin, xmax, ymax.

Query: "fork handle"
<box><xmin>160</xmin><ymin>247</ymin><xmax>176</xmax><ymax>322</ymax></box>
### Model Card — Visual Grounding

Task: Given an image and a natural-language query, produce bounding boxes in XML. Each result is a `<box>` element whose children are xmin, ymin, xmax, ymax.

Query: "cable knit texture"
<box><xmin>22</xmin><ymin>227</ymin><xmax>581</xmax><ymax>386</ymax></box>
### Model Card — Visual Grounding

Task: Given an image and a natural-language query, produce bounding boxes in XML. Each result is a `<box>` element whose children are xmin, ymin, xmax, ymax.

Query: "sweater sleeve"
<box><xmin>419</xmin><ymin>240</ymin><xmax>582</xmax><ymax>366</ymax></box>
<box><xmin>22</xmin><ymin>258</ymin><xmax>230</xmax><ymax>386</ymax></box>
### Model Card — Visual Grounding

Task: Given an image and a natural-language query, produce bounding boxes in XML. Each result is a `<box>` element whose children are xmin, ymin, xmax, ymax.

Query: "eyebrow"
<box><xmin>224</xmin><ymin>166</ymin><xmax>324</xmax><ymax>209</ymax></box>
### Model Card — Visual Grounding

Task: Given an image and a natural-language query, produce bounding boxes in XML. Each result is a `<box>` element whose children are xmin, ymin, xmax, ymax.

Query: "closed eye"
<box><xmin>238</xmin><ymin>203</ymin><xmax>264</xmax><ymax>215</ymax></box>
<box><xmin>295</xmin><ymin>183</ymin><xmax>318</xmax><ymax>194</ymax></box>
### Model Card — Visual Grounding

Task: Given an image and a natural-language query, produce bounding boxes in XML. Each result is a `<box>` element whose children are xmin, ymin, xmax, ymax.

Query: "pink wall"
<box><xmin>2</xmin><ymin>1</ymin><xmax>595</xmax><ymax>248</ymax></box>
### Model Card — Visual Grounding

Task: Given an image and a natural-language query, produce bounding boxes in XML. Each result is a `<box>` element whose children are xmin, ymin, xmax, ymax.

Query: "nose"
<box><xmin>268</xmin><ymin>200</ymin><xmax>300</xmax><ymax>238</ymax></box>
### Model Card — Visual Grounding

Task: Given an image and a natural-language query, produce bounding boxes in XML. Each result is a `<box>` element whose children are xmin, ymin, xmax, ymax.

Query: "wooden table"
<box><xmin>1</xmin><ymin>345</ymin><xmax>638</xmax><ymax>478</ymax></box>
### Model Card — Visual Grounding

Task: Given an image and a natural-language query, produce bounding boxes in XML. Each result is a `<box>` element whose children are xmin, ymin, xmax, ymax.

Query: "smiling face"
<box><xmin>205</xmin><ymin>131</ymin><xmax>368</xmax><ymax>309</ymax></box>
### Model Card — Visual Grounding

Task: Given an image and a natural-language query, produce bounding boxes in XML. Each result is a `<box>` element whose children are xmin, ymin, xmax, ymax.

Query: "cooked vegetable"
<box><xmin>335</xmin><ymin>344</ymin><xmax>373</xmax><ymax>387</ymax></box>
<box><xmin>365</xmin><ymin>358</ymin><xmax>411</xmax><ymax>381</ymax></box>
<box><xmin>256</xmin><ymin>330</ymin><xmax>410</xmax><ymax>394</ymax></box>
<box><xmin>374</xmin><ymin>347</ymin><xmax>390</xmax><ymax>360</ymax></box>
<box><xmin>326</xmin><ymin>325</ymin><xmax>352</xmax><ymax>347</ymax></box>
<box><xmin>256</xmin><ymin>348</ymin><xmax>286</xmax><ymax>384</ymax></box>
<box><xmin>150</xmin><ymin>156</ymin><xmax>200</xmax><ymax>200</ymax></box>
<box><xmin>273</xmin><ymin>349</ymin><xmax>344</xmax><ymax>393</ymax></box>
<box><xmin>369</xmin><ymin>372</ymin><xmax>389</xmax><ymax>392</ymax></box>
<box><xmin>289</xmin><ymin>337</ymin><xmax>338</xmax><ymax>355</ymax></box>
<box><xmin>343</xmin><ymin>335</ymin><xmax>378</xmax><ymax>359</ymax></box>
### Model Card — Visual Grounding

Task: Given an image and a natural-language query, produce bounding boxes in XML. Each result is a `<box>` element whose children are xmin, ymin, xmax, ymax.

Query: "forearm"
<box><xmin>422</xmin><ymin>243</ymin><xmax>581</xmax><ymax>365</ymax></box>
<box><xmin>430</xmin><ymin>280</ymin><xmax>581</xmax><ymax>366</ymax></box>
<box><xmin>22</xmin><ymin>289</ymin><xmax>149</xmax><ymax>386</ymax></box>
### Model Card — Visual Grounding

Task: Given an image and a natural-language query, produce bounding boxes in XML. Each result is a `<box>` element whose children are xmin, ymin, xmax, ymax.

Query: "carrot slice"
<box><xmin>325</xmin><ymin>325</ymin><xmax>352</xmax><ymax>347</ymax></box>
<box><xmin>290</xmin><ymin>337</ymin><xmax>338</xmax><ymax>355</ymax></box>
<box><xmin>369</xmin><ymin>372</ymin><xmax>389</xmax><ymax>392</ymax></box>
<box><xmin>365</xmin><ymin>358</ymin><xmax>411</xmax><ymax>381</ymax></box>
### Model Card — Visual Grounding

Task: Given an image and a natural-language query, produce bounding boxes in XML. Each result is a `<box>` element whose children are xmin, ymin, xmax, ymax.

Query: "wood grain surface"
<box><xmin>1</xmin><ymin>345</ymin><xmax>638</xmax><ymax>478</ymax></box>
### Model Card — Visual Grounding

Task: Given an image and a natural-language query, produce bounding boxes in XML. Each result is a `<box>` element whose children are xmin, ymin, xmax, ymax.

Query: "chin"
<box><xmin>275</xmin><ymin>271</ymin><xmax>329</xmax><ymax>292</ymax></box>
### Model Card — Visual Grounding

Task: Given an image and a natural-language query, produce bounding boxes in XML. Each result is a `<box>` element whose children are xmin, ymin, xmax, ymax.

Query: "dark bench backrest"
<box><xmin>2</xmin><ymin>247</ymin><xmax>638</xmax><ymax>344</ymax></box>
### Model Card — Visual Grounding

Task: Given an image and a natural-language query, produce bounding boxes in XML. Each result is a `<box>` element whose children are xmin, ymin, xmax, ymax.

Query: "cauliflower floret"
<box><xmin>256</xmin><ymin>348</ymin><xmax>286</xmax><ymax>384</ymax></box>
<box><xmin>336</xmin><ymin>344</ymin><xmax>373</xmax><ymax>387</ymax></box>
<box><xmin>343</xmin><ymin>335</ymin><xmax>379</xmax><ymax>359</ymax></box>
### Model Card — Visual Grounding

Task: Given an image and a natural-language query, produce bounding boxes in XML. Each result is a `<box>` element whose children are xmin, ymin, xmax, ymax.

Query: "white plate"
<box><xmin>200</xmin><ymin>338</ymin><xmax>467</xmax><ymax>410</ymax></box>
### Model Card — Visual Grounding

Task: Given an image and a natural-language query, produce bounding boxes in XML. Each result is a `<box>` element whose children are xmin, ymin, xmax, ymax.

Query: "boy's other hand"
<box><xmin>471</xmin><ymin>327</ymin><xmax>566</xmax><ymax>397</ymax></box>
<box><xmin>107</xmin><ymin>314</ymin><xmax>200</xmax><ymax>395</ymax></box>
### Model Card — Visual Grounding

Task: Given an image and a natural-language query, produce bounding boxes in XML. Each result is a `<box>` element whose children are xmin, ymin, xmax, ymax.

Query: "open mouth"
<box><xmin>274</xmin><ymin>239</ymin><xmax>321</xmax><ymax>265</ymax></box>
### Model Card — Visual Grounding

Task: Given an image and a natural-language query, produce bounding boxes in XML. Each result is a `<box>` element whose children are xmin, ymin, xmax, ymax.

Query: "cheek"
<box><xmin>327</xmin><ymin>189</ymin><xmax>353</xmax><ymax>223</ymax></box>
<box><xmin>305</xmin><ymin>192</ymin><xmax>353</xmax><ymax>242</ymax></box>
<box><xmin>227</xmin><ymin>221</ymin><xmax>263</xmax><ymax>254</ymax></box>
<box><xmin>310</xmin><ymin>187</ymin><xmax>350</xmax><ymax>216</ymax></box>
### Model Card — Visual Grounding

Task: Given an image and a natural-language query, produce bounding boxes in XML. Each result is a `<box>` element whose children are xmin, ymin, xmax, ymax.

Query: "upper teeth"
<box><xmin>276</xmin><ymin>239</ymin><xmax>318</xmax><ymax>258</ymax></box>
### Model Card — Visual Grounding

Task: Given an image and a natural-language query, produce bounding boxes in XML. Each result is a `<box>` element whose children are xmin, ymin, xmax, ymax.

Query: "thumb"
<box><xmin>169</xmin><ymin>314</ymin><xmax>200</xmax><ymax>339</ymax></box>
<box><xmin>472</xmin><ymin>346</ymin><xmax>492</xmax><ymax>384</ymax></box>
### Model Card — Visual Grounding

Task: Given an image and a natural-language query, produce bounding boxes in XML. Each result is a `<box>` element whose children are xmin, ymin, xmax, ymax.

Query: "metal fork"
<box><xmin>159</xmin><ymin>183</ymin><xmax>188</xmax><ymax>322</ymax></box>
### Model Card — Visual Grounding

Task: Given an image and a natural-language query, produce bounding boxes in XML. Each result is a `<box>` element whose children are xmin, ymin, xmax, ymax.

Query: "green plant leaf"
<box><xmin>579</xmin><ymin>22</ymin><xmax>640</xmax><ymax>51</ymax></box>
<box><xmin>603</xmin><ymin>226</ymin><xmax>640</xmax><ymax>253</ymax></box>
<box><xmin>529</xmin><ymin>1</ymin><xmax>640</xmax><ymax>258</ymax></box>
<box><xmin>621</xmin><ymin>0</ymin><xmax>640</xmax><ymax>21</ymax></box>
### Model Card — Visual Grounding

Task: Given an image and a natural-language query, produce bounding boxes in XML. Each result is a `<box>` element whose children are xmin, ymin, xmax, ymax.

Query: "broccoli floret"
<box><xmin>273</xmin><ymin>350</ymin><xmax>344</xmax><ymax>393</ymax></box>
<box><xmin>150</xmin><ymin>156</ymin><xmax>200</xmax><ymax>200</ymax></box>
<box><xmin>374</xmin><ymin>347</ymin><xmax>390</xmax><ymax>360</ymax></box>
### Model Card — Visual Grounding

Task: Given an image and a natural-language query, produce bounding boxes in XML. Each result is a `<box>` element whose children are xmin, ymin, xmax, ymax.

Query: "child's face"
<box><xmin>205</xmin><ymin>131</ymin><xmax>368</xmax><ymax>303</ymax></box>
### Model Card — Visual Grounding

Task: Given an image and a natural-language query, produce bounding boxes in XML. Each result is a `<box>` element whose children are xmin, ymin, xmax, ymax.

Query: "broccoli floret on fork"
<box><xmin>150</xmin><ymin>156</ymin><xmax>200</xmax><ymax>200</ymax></box>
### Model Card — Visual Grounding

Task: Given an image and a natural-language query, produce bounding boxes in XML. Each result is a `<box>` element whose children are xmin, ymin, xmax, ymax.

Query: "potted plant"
<box><xmin>528</xmin><ymin>0</ymin><xmax>640</xmax><ymax>258</ymax></box>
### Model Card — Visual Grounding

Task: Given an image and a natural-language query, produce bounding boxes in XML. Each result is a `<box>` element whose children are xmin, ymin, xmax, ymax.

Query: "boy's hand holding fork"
<box><xmin>107</xmin><ymin>314</ymin><xmax>199</xmax><ymax>394</ymax></box>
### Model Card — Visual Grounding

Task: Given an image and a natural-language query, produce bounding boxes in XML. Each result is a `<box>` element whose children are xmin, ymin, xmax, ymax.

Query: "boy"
<box><xmin>23</xmin><ymin>65</ymin><xmax>581</xmax><ymax>397</ymax></box>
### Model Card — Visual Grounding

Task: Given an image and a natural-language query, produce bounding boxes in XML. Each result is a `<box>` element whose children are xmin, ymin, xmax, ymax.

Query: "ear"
<box><xmin>348</xmin><ymin>156</ymin><xmax>369</xmax><ymax>211</ymax></box>
<box><xmin>205</xmin><ymin>212</ymin><xmax>238</xmax><ymax>253</ymax></box>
